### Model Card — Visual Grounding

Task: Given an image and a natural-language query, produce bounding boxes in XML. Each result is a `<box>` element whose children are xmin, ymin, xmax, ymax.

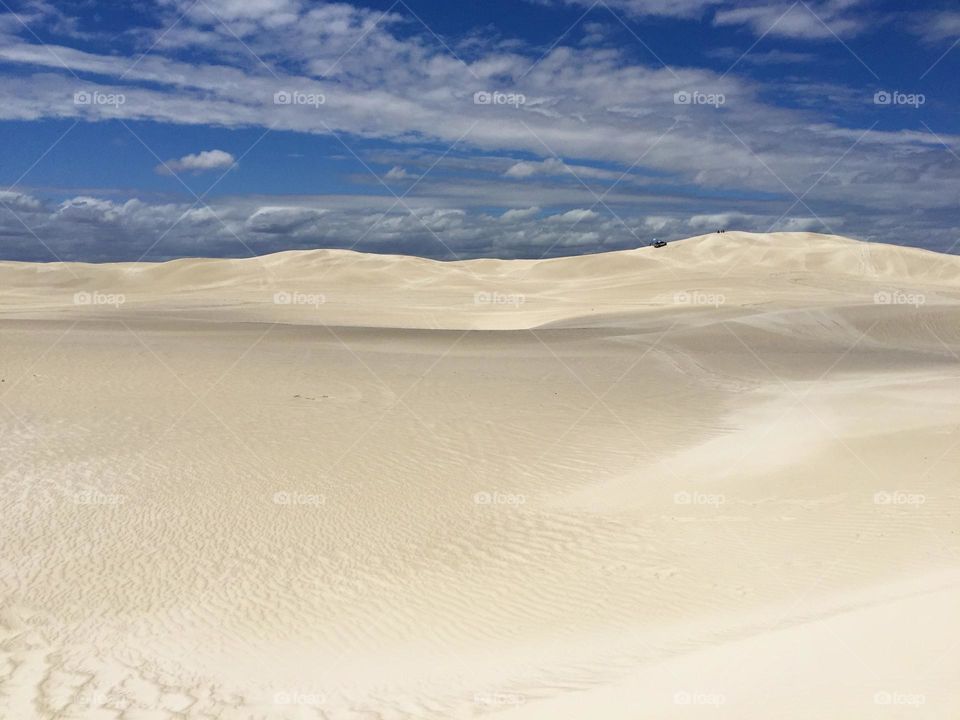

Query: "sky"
<box><xmin>0</xmin><ymin>0</ymin><xmax>958</xmax><ymax>261</ymax></box>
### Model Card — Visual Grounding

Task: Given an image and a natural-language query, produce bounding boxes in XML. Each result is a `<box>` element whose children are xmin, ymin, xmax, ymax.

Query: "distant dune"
<box><xmin>2</xmin><ymin>232</ymin><xmax>959</xmax><ymax>329</ymax></box>
<box><xmin>1</xmin><ymin>232</ymin><xmax>959</xmax><ymax>718</ymax></box>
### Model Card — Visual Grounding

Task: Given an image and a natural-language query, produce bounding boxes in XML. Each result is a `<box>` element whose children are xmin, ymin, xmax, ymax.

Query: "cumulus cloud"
<box><xmin>646</xmin><ymin>216</ymin><xmax>685</xmax><ymax>232</ymax></box>
<box><xmin>688</xmin><ymin>212</ymin><xmax>753</xmax><ymax>230</ymax></box>
<box><xmin>0</xmin><ymin>190</ymin><xmax>42</xmax><ymax>211</ymax></box>
<box><xmin>500</xmin><ymin>206</ymin><xmax>540</xmax><ymax>221</ymax></box>
<box><xmin>687</xmin><ymin>212</ymin><xmax>840</xmax><ymax>234</ymax></box>
<box><xmin>504</xmin><ymin>158</ymin><xmax>624</xmax><ymax>182</ymax></box>
<box><xmin>157</xmin><ymin>149</ymin><xmax>236</xmax><ymax>175</ymax></box>
<box><xmin>774</xmin><ymin>216</ymin><xmax>841</xmax><ymax>232</ymax></box>
<box><xmin>246</xmin><ymin>206</ymin><xmax>327</xmax><ymax>234</ymax></box>
<box><xmin>54</xmin><ymin>196</ymin><xmax>126</xmax><ymax>224</ymax></box>
<box><xmin>1</xmin><ymin>190</ymin><xmax>956</xmax><ymax>263</ymax></box>
<box><xmin>547</xmin><ymin>208</ymin><xmax>599</xmax><ymax>223</ymax></box>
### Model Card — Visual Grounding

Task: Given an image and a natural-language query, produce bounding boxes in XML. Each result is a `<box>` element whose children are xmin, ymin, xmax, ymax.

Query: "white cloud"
<box><xmin>159</xmin><ymin>0</ymin><xmax>302</xmax><ymax>24</ymax></box>
<box><xmin>500</xmin><ymin>206</ymin><xmax>540</xmax><ymax>221</ymax></box>
<box><xmin>547</xmin><ymin>208</ymin><xmax>599</xmax><ymax>223</ymax></box>
<box><xmin>385</xmin><ymin>166</ymin><xmax>418</xmax><ymax>180</ymax></box>
<box><xmin>687</xmin><ymin>212</ymin><xmax>840</xmax><ymax>233</ymax></box>
<box><xmin>909</xmin><ymin>11</ymin><xmax>960</xmax><ymax>44</ymax></box>
<box><xmin>54</xmin><ymin>196</ymin><xmax>126</xmax><ymax>224</ymax></box>
<box><xmin>505</xmin><ymin>158</ymin><xmax>573</xmax><ymax>179</ymax></box>
<box><xmin>773</xmin><ymin>216</ymin><xmax>842</xmax><ymax>232</ymax></box>
<box><xmin>0</xmin><ymin>190</ymin><xmax>42</xmax><ymax>211</ymax></box>
<box><xmin>642</xmin><ymin>216</ymin><xmax>675</xmax><ymax>232</ymax></box>
<box><xmin>1</xmin><ymin>190</ymin><xmax>955</xmax><ymax>262</ymax></box>
<box><xmin>504</xmin><ymin>157</ymin><xmax>624</xmax><ymax>182</ymax></box>
<box><xmin>538</xmin><ymin>0</ymin><xmax>870</xmax><ymax>38</ymax></box>
<box><xmin>713</xmin><ymin>0</ymin><xmax>870</xmax><ymax>39</ymax></box>
<box><xmin>247</xmin><ymin>206</ymin><xmax>327</xmax><ymax>234</ymax></box>
<box><xmin>157</xmin><ymin>149</ymin><xmax>236</xmax><ymax>175</ymax></box>
<box><xmin>688</xmin><ymin>212</ymin><xmax>752</xmax><ymax>230</ymax></box>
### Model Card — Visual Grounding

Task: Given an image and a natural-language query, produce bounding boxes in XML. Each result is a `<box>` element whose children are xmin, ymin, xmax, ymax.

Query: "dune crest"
<box><xmin>2</xmin><ymin>232</ymin><xmax>959</xmax><ymax>330</ymax></box>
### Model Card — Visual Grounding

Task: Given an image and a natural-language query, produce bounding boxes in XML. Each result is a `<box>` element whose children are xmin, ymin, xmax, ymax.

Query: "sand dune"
<box><xmin>3</xmin><ymin>231</ymin><xmax>959</xmax><ymax>330</ymax></box>
<box><xmin>1</xmin><ymin>232</ymin><xmax>958</xmax><ymax>718</ymax></box>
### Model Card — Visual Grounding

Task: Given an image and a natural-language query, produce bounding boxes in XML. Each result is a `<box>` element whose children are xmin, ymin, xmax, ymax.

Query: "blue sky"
<box><xmin>0</xmin><ymin>0</ymin><xmax>957</xmax><ymax>261</ymax></box>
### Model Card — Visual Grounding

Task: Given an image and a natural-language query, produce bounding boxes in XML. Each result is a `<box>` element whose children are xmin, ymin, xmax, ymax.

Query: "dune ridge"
<box><xmin>2</xmin><ymin>232</ymin><xmax>959</xmax><ymax>330</ymax></box>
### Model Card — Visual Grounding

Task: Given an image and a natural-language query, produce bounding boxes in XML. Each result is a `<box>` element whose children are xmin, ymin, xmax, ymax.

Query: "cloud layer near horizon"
<box><xmin>0</xmin><ymin>0</ymin><xmax>957</xmax><ymax>260</ymax></box>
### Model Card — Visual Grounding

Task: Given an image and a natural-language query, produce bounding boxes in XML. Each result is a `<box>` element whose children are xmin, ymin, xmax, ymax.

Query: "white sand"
<box><xmin>1</xmin><ymin>232</ymin><xmax>958</xmax><ymax>718</ymax></box>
